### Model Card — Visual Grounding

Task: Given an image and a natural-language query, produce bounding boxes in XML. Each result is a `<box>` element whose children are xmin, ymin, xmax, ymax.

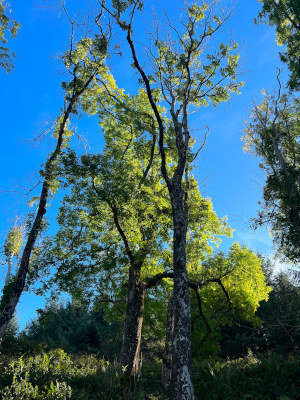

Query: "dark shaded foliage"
<box><xmin>256</xmin><ymin>0</ymin><xmax>300</xmax><ymax>90</ymax></box>
<box><xmin>21</xmin><ymin>301</ymin><xmax>121</xmax><ymax>359</ymax></box>
<box><xmin>219</xmin><ymin>270</ymin><xmax>300</xmax><ymax>358</ymax></box>
<box><xmin>194</xmin><ymin>351</ymin><xmax>300</xmax><ymax>400</ymax></box>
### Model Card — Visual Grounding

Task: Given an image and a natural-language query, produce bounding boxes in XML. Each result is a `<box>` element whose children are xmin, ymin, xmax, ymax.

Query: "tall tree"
<box><xmin>61</xmin><ymin>86</ymin><xmax>172</xmax><ymax>378</ymax></box>
<box><xmin>0</xmin><ymin>31</ymin><xmax>109</xmax><ymax>340</ymax></box>
<box><xmin>28</xmin><ymin>84</ymin><xmax>230</xmax><ymax>379</ymax></box>
<box><xmin>243</xmin><ymin>81</ymin><xmax>300</xmax><ymax>262</ymax></box>
<box><xmin>100</xmin><ymin>1</ymin><xmax>243</xmax><ymax>397</ymax></box>
<box><xmin>256</xmin><ymin>0</ymin><xmax>300</xmax><ymax>90</ymax></box>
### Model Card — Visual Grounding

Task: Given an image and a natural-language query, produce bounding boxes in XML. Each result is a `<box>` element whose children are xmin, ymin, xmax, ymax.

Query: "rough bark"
<box><xmin>120</xmin><ymin>264</ymin><xmax>145</xmax><ymax>376</ymax></box>
<box><xmin>108</xmin><ymin>202</ymin><xmax>146</xmax><ymax>377</ymax></box>
<box><xmin>161</xmin><ymin>294</ymin><xmax>174</xmax><ymax>390</ymax></box>
<box><xmin>171</xmin><ymin>194</ymin><xmax>194</xmax><ymax>400</ymax></box>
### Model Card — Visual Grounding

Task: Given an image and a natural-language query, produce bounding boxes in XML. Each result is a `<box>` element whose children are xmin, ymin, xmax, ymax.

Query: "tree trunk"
<box><xmin>161</xmin><ymin>294</ymin><xmax>174</xmax><ymax>390</ymax></box>
<box><xmin>120</xmin><ymin>265</ymin><xmax>145</xmax><ymax>377</ymax></box>
<box><xmin>0</xmin><ymin>181</ymin><xmax>50</xmax><ymax>340</ymax></box>
<box><xmin>171</xmin><ymin>191</ymin><xmax>194</xmax><ymax>400</ymax></box>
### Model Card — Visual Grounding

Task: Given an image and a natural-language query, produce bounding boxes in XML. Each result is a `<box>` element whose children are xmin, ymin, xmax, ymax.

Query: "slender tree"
<box><xmin>0</xmin><ymin>30</ymin><xmax>109</xmax><ymax>340</ymax></box>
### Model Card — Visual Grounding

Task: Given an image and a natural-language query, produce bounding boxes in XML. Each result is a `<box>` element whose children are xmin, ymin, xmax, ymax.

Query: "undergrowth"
<box><xmin>0</xmin><ymin>349</ymin><xmax>299</xmax><ymax>399</ymax></box>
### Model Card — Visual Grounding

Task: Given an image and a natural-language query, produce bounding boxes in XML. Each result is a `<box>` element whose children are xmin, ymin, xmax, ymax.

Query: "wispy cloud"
<box><xmin>234</xmin><ymin>226</ymin><xmax>273</xmax><ymax>253</ymax></box>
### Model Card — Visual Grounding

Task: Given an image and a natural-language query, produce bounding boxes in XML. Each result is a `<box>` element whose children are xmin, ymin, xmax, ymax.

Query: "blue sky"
<box><xmin>0</xmin><ymin>0</ymin><xmax>291</xmax><ymax>329</ymax></box>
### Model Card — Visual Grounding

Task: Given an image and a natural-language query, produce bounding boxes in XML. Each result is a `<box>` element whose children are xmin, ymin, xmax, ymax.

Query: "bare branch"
<box><xmin>139</xmin><ymin>116</ymin><xmax>157</xmax><ymax>187</ymax></box>
<box><xmin>192</xmin><ymin>286</ymin><xmax>212</xmax><ymax>346</ymax></box>
<box><xmin>191</xmin><ymin>127</ymin><xmax>209</xmax><ymax>163</ymax></box>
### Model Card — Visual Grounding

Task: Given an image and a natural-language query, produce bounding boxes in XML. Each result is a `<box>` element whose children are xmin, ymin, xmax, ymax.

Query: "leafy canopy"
<box><xmin>256</xmin><ymin>0</ymin><xmax>300</xmax><ymax>90</ymax></box>
<box><xmin>28</xmin><ymin>78</ymin><xmax>231</xmax><ymax>303</ymax></box>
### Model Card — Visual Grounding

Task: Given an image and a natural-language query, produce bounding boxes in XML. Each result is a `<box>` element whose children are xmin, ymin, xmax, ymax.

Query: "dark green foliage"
<box><xmin>218</xmin><ymin>321</ymin><xmax>258</xmax><ymax>359</ymax></box>
<box><xmin>0</xmin><ymin>277</ymin><xmax>17</xmax><ymax>314</ymax></box>
<box><xmin>0</xmin><ymin>316</ymin><xmax>19</xmax><ymax>353</ymax></box>
<box><xmin>193</xmin><ymin>351</ymin><xmax>300</xmax><ymax>400</ymax></box>
<box><xmin>22</xmin><ymin>301</ymin><xmax>121</xmax><ymax>358</ymax></box>
<box><xmin>256</xmin><ymin>0</ymin><xmax>300</xmax><ymax>90</ymax></box>
<box><xmin>218</xmin><ymin>268</ymin><xmax>300</xmax><ymax>358</ymax></box>
<box><xmin>244</xmin><ymin>94</ymin><xmax>300</xmax><ymax>262</ymax></box>
<box><xmin>254</xmin><ymin>272</ymin><xmax>300</xmax><ymax>354</ymax></box>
